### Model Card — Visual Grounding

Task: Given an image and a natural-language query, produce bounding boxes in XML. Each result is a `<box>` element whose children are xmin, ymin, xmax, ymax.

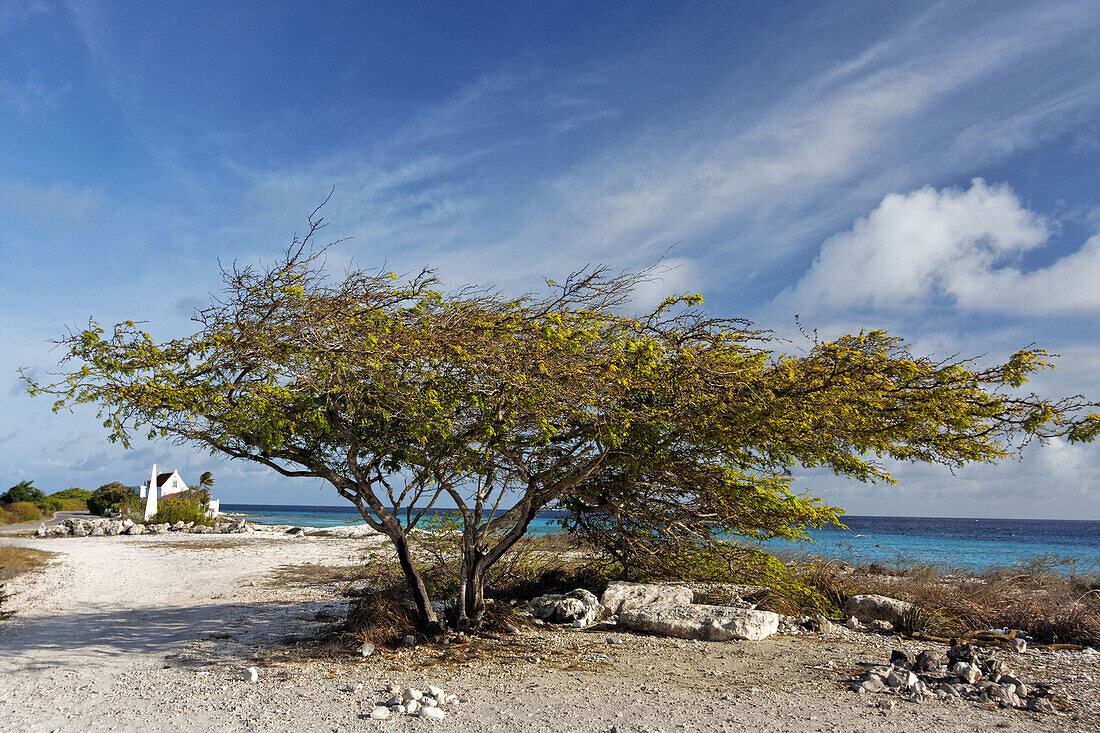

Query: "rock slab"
<box><xmin>618</xmin><ymin>603</ymin><xmax>779</xmax><ymax>641</ymax></box>
<box><xmin>600</xmin><ymin>581</ymin><xmax>693</xmax><ymax>616</ymax></box>
<box><xmin>843</xmin><ymin>594</ymin><xmax>913</xmax><ymax>625</ymax></box>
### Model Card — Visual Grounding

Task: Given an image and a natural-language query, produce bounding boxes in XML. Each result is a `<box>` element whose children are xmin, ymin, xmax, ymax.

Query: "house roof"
<box><xmin>155</xmin><ymin>471</ymin><xmax>177</xmax><ymax>487</ymax></box>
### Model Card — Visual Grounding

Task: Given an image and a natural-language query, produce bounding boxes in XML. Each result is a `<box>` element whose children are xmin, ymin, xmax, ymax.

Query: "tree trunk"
<box><xmin>461</xmin><ymin>553</ymin><xmax>487</xmax><ymax>625</ymax></box>
<box><xmin>457</xmin><ymin>505</ymin><xmax>539</xmax><ymax>628</ymax></box>
<box><xmin>457</xmin><ymin>544</ymin><xmax>484</xmax><ymax>627</ymax></box>
<box><xmin>390</xmin><ymin>532</ymin><xmax>438</xmax><ymax>629</ymax></box>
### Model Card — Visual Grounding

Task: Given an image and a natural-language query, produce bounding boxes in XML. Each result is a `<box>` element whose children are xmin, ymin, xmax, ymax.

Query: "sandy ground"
<box><xmin>1</xmin><ymin>530</ymin><xmax>1097</xmax><ymax>733</ymax></box>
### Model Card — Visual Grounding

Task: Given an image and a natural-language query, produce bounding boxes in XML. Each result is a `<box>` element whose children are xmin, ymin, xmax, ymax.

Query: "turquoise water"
<box><xmin>222</xmin><ymin>504</ymin><xmax>1100</xmax><ymax>573</ymax></box>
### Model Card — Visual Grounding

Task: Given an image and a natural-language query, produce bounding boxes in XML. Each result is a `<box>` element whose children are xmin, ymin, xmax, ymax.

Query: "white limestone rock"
<box><xmin>418</xmin><ymin>706</ymin><xmax>445</xmax><ymax>720</ymax></box>
<box><xmin>600</xmin><ymin>581</ymin><xmax>694</xmax><ymax>616</ymax></box>
<box><xmin>369</xmin><ymin>707</ymin><xmax>390</xmax><ymax>720</ymax></box>
<box><xmin>402</xmin><ymin>687</ymin><xmax>423</xmax><ymax>702</ymax></box>
<box><xmin>244</xmin><ymin>667</ymin><xmax>258</xmax><ymax>683</ymax></box>
<box><xmin>528</xmin><ymin>589</ymin><xmax>604</xmax><ymax>627</ymax></box>
<box><xmin>842</xmin><ymin>594</ymin><xmax>913</xmax><ymax>626</ymax></box>
<box><xmin>618</xmin><ymin>603</ymin><xmax>780</xmax><ymax>641</ymax></box>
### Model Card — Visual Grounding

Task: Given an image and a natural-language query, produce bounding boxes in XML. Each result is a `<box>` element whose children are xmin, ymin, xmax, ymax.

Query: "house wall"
<box><xmin>159</xmin><ymin>472</ymin><xmax>187</xmax><ymax>498</ymax></box>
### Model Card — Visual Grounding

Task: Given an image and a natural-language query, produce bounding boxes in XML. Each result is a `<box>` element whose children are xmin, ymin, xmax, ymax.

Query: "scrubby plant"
<box><xmin>0</xmin><ymin>480</ymin><xmax>63</xmax><ymax>517</ymax></box>
<box><xmin>150</xmin><ymin>489</ymin><xmax>212</xmax><ymax>525</ymax></box>
<box><xmin>47</xmin><ymin>488</ymin><xmax>91</xmax><ymax>511</ymax></box>
<box><xmin>87</xmin><ymin>482</ymin><xmax>141</xmax><ymax>517</ymax></box>
<box><xmin>0</xmin><ymin>501</ymin><xmax>44</xmax><ymax>524</ymax></box>
<box><xmin>792</xmin><ymin>554</ymin><xmax>1100</xmax><ymax>646</ymax></box>
<box><xmin>1</xmin><ymin>481</ymin><xmax>45</xmax><ymax>505</ymax></box>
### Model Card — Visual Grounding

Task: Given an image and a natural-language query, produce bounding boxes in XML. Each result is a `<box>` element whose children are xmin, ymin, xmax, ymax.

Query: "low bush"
<box><xmin>48</xmin><ymin>488</ymin><xmax>90</xmax><ymax>512</ymax></box>
<box><xmin>0</xmin><ymin>481</ymin><xmax>46</xmax><ymax>505</ymax></box>
<box><xmin>87</xmin><ymin>482</ymin><xmax>142</xmax><ymax>517</ymax></box>
<box><xmin>150</xmin><ymin>490</ymin><xmax>212</xmax><ymax>526</ymax></box>
<box><xmin>0</xmin><ymin>501</ymin><xmax>45</xmax><ymax>524</ymax></box>
<box><xmin>0</xmin><ymin>480</ymin><xmax>67</xmax><ymax>520</ymax></box>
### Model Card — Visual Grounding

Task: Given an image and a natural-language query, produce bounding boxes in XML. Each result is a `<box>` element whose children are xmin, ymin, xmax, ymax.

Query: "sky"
<box><xmin>2</xmin><ymin>0</ymin><xmax>1099</xmax><ymax>519</ymax></box>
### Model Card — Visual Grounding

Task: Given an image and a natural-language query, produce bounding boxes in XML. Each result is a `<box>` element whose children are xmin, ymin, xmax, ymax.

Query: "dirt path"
<box><xmin>1</xmin><ymin>533</ymin><xmax>1096</xmax><ymax>733</ymax></box>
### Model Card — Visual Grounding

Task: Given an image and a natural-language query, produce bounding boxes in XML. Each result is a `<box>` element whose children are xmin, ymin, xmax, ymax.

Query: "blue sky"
<box><xmin>2</xmin><ymin>0</ymin><xmax>1099</xmax><ymax>518</ymax></box>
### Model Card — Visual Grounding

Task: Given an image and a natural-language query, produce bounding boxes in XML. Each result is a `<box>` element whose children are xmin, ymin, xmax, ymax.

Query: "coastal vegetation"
<box><xmin>790</xmin><ymin>555</ymin><xmax>1100</xmax><ymax>646</ymax></box>
<box><xmin>149</xmin><ymin>489</ymin><xmax>214</xmax><ymax>526</ymax></box>
<box><xmin>0</xmin><ymin>481</ymin><xmax>90</xmax><ymax>524</ymax></box>
<box><xmin>86</xmin><ymin>481</ymin><xmax>142</xmax><ymax>517</ymax></box>
<box><xmin>25</xmin><ymin>212</ymin><xmax>1100</xmax><ymax>630</ymax></box>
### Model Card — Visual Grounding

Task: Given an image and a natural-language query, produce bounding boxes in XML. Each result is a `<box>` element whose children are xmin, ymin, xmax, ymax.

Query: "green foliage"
<box><xmin>1</xmin><ymin>481</ymin><xmax>45</xmax><ymax>505</ymax></box>
<box><xmin>87</xmin><ymin>482</ymin><xmax>141</xmax><ymax>517</ymax></box>
<box><xmin>48</xmin><ymin>488</ymin><xmax>90</xmax><ymax>502</ymax></box>
<box><xmin>1</xmin><ymin>481</ymin><xmax>68</xmax><ymax>515</ymax></box>
<box><xmin>47</xmin><ymin>488</ymin><xmax>91</xmax><ymax>511</ymax></box>
<box><xmin>150</xmin><ymin>491</ymin><xmax>211</xmax><ymax>526</ymax></box>
<box><xmin>0</xmin><ymin>501</ymin><xmax>45</xmax><ymax>524</ymax></box>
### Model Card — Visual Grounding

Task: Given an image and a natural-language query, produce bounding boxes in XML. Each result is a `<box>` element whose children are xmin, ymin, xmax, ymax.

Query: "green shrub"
<box><xmin>87</xmin><ymin>482</ymin><xmax>141</xmax><ymax>516</ymax></box>
<box><xmin>1</xmin><ymin>501</ymin><xmax>44</xmax><ymax>524</ymax></box>
<box><xmin>150</xmin><ymin>491</ymin><xmax>211</xmax><ymax>525</ymax></box>
<box><xmin>0</xmin><ymin>481</ymin><xmax>45</xmax><ymax>505</ymax></box>
<box><xmin>48</xmin><ymin>488</ymin><xmax>90</xmax><ymax>511</ymax></box>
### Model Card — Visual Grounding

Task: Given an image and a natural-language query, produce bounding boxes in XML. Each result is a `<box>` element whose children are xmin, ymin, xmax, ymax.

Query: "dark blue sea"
<box><xmin>222</xmin><ymin>504</ymin><xmax>1100</xmax><ymax>573</ymax></box>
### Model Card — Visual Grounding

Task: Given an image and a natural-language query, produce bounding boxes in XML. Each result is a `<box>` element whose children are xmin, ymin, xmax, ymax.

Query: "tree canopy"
<box><xmin>26</xmin><ymin>214</ymin><xmax>1099</xmax><ymax>627</ymax></box>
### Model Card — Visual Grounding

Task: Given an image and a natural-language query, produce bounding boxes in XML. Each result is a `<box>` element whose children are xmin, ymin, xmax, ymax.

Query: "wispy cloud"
<box><xmin>0</xmin><ymin>0</ymin><xmax>52</xmax><ymax>32</ymax></box>
<box><xmin>3</xmin><ymin>180</ymin><xmax>105</xmax><ymax>220</ymax></box>
<box><xmin>230</xmin><ymin>1</ymin><xmax>1100</xmax><ymax>306</ymax></box>
<box><xmin>0</xmin><ymin>71</ymin><xmax>70</xmax><ymax>115</ymax></box>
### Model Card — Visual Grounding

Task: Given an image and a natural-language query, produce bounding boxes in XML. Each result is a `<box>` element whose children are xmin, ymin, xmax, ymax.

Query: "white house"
<box><xmin>137</xmin><ymin>464</ymin><xmax>220</xmax><ymax>520</ymax></box>
<box><xmin>138</xmin><ymin>465</ymin><xmax>188</xmax><ymax>499</ymax></box>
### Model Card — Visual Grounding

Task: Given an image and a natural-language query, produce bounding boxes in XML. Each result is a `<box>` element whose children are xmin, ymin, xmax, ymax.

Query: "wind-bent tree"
<box><xmin>198</xmin><ymin>471</ymin><xmax>215</xmax><ymax>489</ymax></box>
<box><xmin>26</xmin><ymin>213</ymin><xmax>1099</xmax><ymax>629</ymax></box>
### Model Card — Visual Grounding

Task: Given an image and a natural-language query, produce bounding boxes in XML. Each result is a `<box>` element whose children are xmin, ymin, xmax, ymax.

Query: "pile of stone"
<box><xmin>34</xmin><ymin>516</ymin><xmax>255</xmax><ymax>538</ymax></box>
<box><xmin>523</xmin><ymin>581</ymin><xmax>781</xmax><ymax>641</ymax></box>
<box><xmin>851</xmin><ymin>644</ymin><xmax>1057</xmax><ymax>713</ymax></box>
<box><xmin>367</xmin><ymin>684</ymin><xmax>460</xmax><ymax>720</ymax></box>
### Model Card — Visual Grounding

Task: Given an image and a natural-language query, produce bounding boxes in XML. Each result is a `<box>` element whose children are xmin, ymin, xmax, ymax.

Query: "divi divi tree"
<box><xmin>27</xmin><ymin>215</ymin><xmax>1099</xmax><ymax>629</ymax></box>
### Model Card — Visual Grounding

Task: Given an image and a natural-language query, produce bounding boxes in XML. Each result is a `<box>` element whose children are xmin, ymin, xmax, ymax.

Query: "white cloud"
<box><xmin>776</xmin><ymin>179</ymin><xmax>1100</xmax><ymax>316</ymax></box>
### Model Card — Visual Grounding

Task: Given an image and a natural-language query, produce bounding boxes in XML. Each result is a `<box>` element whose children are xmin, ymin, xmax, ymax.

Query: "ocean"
<box><xmin>221</xmin><ymin>504</ymin><xmax>1100</xmax><ymax>573</ymax></box>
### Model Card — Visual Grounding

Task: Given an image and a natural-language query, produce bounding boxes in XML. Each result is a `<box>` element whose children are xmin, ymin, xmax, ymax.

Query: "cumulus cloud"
<box><xmin>776</xmin><ymin>179</ymin><xmax>1100</xmax><ymax>316</ymax></box>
